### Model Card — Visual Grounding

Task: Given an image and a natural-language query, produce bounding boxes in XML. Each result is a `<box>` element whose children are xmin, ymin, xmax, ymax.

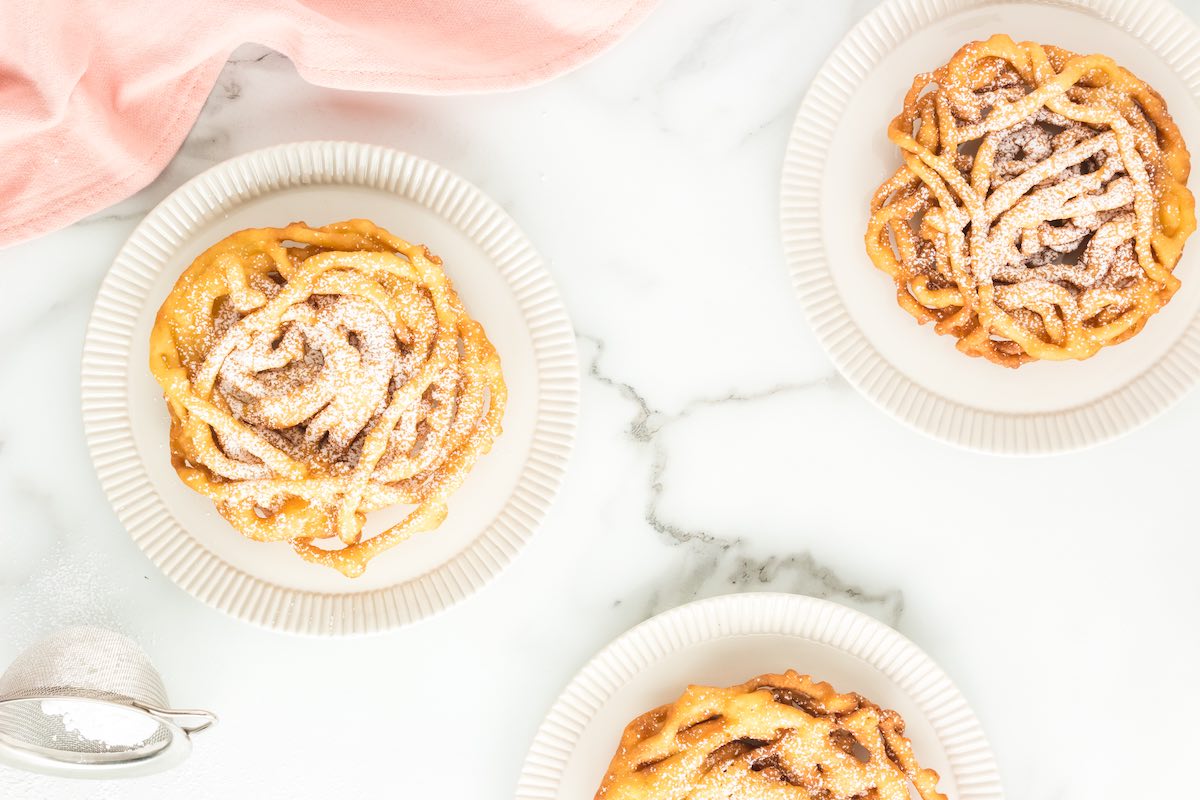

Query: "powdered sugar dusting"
<box><xmin>596</xmin><ymin>671</ymin><xmax>946</xmax><ymax>800</ymax></box>
<box><xmin>865</xmin><ymin>35</ymin><xmax>1193</xmax><ymax>366</ymax></box>
<box><xmin>150</xmin><ymin>220</ymin><xmax>508</xmax><ymax>577</ymax></box>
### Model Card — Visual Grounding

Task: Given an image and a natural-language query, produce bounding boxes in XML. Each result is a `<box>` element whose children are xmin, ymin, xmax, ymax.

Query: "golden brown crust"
<box><xmin>595</xmin><ymin>670</ymin><xmax>946</xmax><ymax>800</ymax></box>
<box><xmin>865</xmin><ymin>34</ymin><xmax>1195</xmax><ymax>367</ymax></box>
<box><xmin>149</xmin><ymin>219</ymin><xmax>506</xmax><ymax>577</ymax></box>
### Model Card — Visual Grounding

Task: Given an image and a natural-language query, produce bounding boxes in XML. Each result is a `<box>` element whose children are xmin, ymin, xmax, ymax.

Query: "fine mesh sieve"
<box><xmin>0</xmin><ymin>627</ymin><xmax>215</xmax><ymax>778</ymax></box>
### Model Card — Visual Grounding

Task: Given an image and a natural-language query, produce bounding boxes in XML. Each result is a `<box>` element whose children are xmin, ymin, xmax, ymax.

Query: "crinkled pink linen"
<box><xmin>0</xmin><ymin>0</ymin><xmax>655</xmax><ymax>248</ymax></box>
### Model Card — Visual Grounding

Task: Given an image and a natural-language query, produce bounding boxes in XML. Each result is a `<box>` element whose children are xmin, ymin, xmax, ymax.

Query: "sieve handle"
<box><xmin>135</xmin><ymin>703</ymin><xmax>218</xmax><ymax>736</ymax></box>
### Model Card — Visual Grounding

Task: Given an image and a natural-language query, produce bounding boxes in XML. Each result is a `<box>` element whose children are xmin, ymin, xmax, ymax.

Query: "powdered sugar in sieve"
<box><xmin>0</xmin><ymin>627</ymin><xmax>215</xmax><ymax>778</ymax></box>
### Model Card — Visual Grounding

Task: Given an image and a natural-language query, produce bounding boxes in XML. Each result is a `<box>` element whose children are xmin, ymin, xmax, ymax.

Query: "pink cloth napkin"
<box><xmin>0</xmin><ymin>0</ymin><xmax>655</xmax><ymax>248</ymax></box>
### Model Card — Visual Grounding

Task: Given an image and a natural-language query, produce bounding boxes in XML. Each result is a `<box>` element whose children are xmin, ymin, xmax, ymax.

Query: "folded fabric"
<box><xmin>0</xmin><ymin>0</ymin><xmax>655</xmax><ymax>248</ymax></box>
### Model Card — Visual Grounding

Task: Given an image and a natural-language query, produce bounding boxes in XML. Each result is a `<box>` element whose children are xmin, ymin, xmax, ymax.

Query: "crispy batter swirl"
<box><xmin>596</xmin><ymin>671</ymin><xmax>946</xmax><ymax>800</ymax></box>
<box><xmin>150</xmin><ymin>220</ymin><xmax>506</xmax><ymax>577</ymax></box>
<box><xmin>866</xmin><ymin>35</ymin><xmax>1195</xmax><ymax>366</ymax></box>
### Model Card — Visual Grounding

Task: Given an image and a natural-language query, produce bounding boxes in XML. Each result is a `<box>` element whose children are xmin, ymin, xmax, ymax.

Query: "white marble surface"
<box><xmin>2</xmin><ymin>0</ymin><xmax>1200</xmax><ymax>797</ymax></box>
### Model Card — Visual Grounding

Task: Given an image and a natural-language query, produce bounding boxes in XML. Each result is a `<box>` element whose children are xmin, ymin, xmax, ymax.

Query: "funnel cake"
<box><xmin>866</xmin><ymin>34</ymin><xmax>1195</xmax><ymax>367</ymax></box>
<box><xmin>149</xmin><ymin>220</ymin><xmax>506</xmax><ymax>577</ymax></box>
<box><xmin>595</xmin><ymin>671</ymin><xmax>946</xmax><ymax>800</ymax></box>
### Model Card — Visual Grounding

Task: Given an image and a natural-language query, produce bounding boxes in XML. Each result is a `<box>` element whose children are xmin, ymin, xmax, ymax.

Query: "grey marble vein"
<box><xmin>226</xmin><ymin>50</ymin><xmax>283</xmax><ymax>66</ymax></box>
<box><xmin>0</xmin><ymin>478</ymin><xmax>67</xmax><ymax>585</ymax></box>
<box><xmin>0</xmin><ymin>280</ymin><xmax>96</xmax><ymax>342</ymax></box>
<box><xmin>582</xmin><ymin>334</ymin><xmax>902</xmax><ymax>627</ymax></box>
<box><xmin>72</xmin><ymin>208</ymin><xmax>148</xmax><ymax>228</ymax></box>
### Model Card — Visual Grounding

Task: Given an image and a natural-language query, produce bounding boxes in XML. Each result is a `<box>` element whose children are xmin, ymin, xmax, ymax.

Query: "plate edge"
<box><xmin>514</xmin><ymin>592</ymin><xmax>1004</xmax><ymax>800</ymax></box>
<box><xmin>778</xmin><ymin>0</ymin><xmax>1200</xmax><ymax>455</ymax></box>
<box><xmin>80</xmin><ymin>141</ymin><xmax>581</xmax><ymax>636</ymax></box>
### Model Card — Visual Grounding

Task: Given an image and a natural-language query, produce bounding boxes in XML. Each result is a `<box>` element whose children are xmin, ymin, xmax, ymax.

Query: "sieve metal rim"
<box><xmin>0</xmin><ymin>692</ymin><xmax>216</xmax><ymax>779</ymax></box>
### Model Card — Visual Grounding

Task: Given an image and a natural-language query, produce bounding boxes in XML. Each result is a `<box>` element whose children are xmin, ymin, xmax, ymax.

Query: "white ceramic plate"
<box><xmin>82</xmin><ymin>141</ymin><xmax>579</xmax><ymax>635</ymax></box>
<box><xmin>781</xmin><ymin>0</ymin><xmax>1200</xmax><ymax>454</ymax></box>
<box><xmin>516</xmin><ymin>593</ymin><xmax>1002</xmax><ymax>799</ymax></box>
